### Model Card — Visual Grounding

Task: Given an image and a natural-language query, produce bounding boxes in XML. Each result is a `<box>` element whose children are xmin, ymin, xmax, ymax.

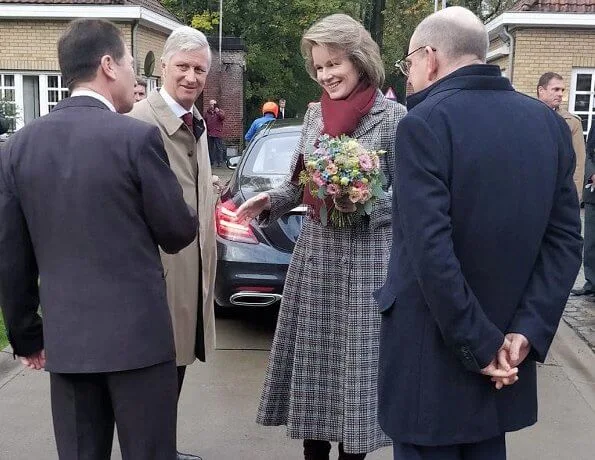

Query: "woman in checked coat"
<box><xmin>237</xmin><ymin>14</ymin><xmax>406</xmax><ymax>460</ymax></box>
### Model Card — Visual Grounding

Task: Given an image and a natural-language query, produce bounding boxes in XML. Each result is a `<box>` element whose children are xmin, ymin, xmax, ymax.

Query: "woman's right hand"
<box><xmin>235</xmin><ymin>192</ymin><xmax>271</xmax><ymax>222</ymax></box>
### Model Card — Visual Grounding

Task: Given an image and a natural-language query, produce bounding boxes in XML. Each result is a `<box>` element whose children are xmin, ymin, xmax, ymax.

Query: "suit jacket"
<box><xmin>583</xmin><ymin>123</ymin><xmax>595</xmax><ymax>204</ymax></box>
<box><xmin>375</xmin><ymin>65</ymin><xmax>582</xmax><ymax>445</ymax></box>
<box><xmin>0</xmin><ymin>96</ymin><xmax>198</xmax><ymax>373</ymax></box>
<box><xmin>128</xmin><ymin>90</ymin><xmax>217</xmax><ymax>365</ymax></box>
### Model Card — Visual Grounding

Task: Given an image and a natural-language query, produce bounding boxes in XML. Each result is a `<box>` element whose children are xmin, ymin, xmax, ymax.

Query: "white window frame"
<box><xmin>146</xmin><ymin>76</ymin><xmax>158</xmax><ymax>93</ymax></box>
<box><xmin>570</xmin><ymin>68</ymin><xmax>595</xmax><ymax>137</ymax></box>
<box><xmin>0</xmin><ymin>73</ymin><xmax>24</xmax><ymax>131</ymax></box>
<box><xmin>39</xmin><ymin>74</ymin><xmax>69</xmax><ymax>116</ymax></box>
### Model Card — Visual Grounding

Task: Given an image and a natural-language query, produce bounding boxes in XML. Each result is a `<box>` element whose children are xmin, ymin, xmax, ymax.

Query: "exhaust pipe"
<box><xmin>230</xmin><ymin>291</ymin><xmax>282</xmax><ymax>307</ymax></box>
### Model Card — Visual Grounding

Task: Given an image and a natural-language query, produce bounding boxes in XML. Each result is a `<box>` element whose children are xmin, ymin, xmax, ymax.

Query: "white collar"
<box><xmin>159</xmin><ymin>87</ymin><xmax>193</xmax><ymax>118</ymax></box>
<box><xmin>70</xmin><ymin>89</ymin><xmax>116</xmax><ymax>112</ymax></box>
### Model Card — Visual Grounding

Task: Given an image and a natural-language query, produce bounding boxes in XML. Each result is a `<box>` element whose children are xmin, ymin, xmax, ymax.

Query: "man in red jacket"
<box><xmin>204</xmin><ymin>99</ymin><xmax>226</xmax><ymax>167</ymax></box>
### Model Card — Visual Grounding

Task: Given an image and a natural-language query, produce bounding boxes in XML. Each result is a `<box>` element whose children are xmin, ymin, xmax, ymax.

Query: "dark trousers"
<box><xmin>177</xmin><ymin>365</ymin><xmax>186</xmax><ymax>399</ymax></box>
<box><xmin>583</xmin><ymin>203</ymin><xmax>595</xmax><ymax>289</ymax></box>
<box><xmin>392</xmin><ymin>434</ymin><xmax>506</xmax><ymax>460</ymax></box>
<box><xmin>208</xmin><ymin>135</ymin><xmax>226</xmax><ymax>166</ymax></box>
<box><xmin>303</xmin><ymin>439</ymin><xmax>366</xmax><ymax>459</ymax></box>
<box><xmin>50</xmin><ymin>360</ymin><xmax>177</xmax><ymax>460</ymax></box>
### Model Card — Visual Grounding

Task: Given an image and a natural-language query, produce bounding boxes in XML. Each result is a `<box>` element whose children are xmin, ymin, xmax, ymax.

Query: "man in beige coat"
<box><xmin>128</xmin><ymin>26</ymin><xmax>217</xmax><ymax>460</ymax></box>
<box><xmin>537</xmin><ymin>72</ymin><xmax>586</xmax><ymax>201</ymax></box>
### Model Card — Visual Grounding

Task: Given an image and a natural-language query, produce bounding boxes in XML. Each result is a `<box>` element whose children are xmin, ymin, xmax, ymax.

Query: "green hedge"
<box><xmin>0</xmin><ymin>315</ymin><xmax>8</xmax><ymax>350</ymax></box>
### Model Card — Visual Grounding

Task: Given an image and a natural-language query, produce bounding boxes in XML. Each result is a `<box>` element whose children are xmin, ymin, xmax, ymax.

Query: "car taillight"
<box><xmin>215</xmin><ymin>199</ymin><xmax>258</xmax><ymax>244</ymax></box>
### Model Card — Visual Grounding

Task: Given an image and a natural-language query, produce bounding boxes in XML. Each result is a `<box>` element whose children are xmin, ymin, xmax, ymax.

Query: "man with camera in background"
<box><xmin>204</xmin><ymin>98</ymin><xmax>226</xmax><ymax>167</ymax></box>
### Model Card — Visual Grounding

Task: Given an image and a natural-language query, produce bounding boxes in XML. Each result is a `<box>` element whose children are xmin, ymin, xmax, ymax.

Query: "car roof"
<box><xmin>252</xmin><ymin>118</ymin><xmax>303</xmax><ymax>140</ymax></box>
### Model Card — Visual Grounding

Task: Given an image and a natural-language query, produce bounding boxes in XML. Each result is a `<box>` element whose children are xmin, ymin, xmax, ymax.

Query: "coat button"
<box><xmin>187</xmin><ymin>150</ymin><xmax>194</xmax><ymax>157</ymax></box>
<box><xmin>341</xmin><ymin>256</ymin><xmax>348</xmax><ymax>264</ymax></box>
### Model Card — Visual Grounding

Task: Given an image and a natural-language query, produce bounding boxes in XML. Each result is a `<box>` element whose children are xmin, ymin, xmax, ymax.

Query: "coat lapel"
<box><xmin>351</xmin><ymin>90</ymin><xmax>388</xmax><ymax>139</ymax></box>
<box><xmin>147</xmin><ymin>90</ymin><xmax>185</xmax><ymax>137</ymax></box>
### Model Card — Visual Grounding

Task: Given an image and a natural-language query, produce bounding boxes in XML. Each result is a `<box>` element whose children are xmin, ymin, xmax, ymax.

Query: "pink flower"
<box><xmin>349</xmin><ymin>187</ymin><xmax>362</xmax><ymax>203</ymax></box>
<box><xmin>372</xmin><ymin>154</ymin><xmax>380</xmax><ymax>169</ymax></box>
<box><xmin>359</xmin><ymin>188</ymin><xmax>371</xmax><ymax>203</ymax></box>
<box><xmin>359</xmin><ymin>154</ymin><xmax>373</xmax><ymax>172</ymax></box>
<box><xmin>326</xmin><ymin>183</ymin><xmax>340</xmax><ymax>196</ymax></box>
<box><xmin>325</xmin><ymin>162</ymin><xmax>338</xmax><ymax>175</ymax></box>
<box><xmin>313</xmin><ymin>171</ymin><xmax>326</xmax><ymax>187</ymax></box>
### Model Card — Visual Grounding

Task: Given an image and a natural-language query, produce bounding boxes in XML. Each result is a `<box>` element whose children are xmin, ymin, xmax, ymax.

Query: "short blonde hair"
<box><xmin>162</xmin><ymin>26</ymin><xmax>212</xmax><ymax>69</ymax></box>
<box><xmin>301</xmin><ymin>14</ymin><xmax>385</xmax><ymax>89</ymax></box>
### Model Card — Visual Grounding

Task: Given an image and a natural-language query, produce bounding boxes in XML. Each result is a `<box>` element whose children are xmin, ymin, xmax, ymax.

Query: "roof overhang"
<box><xmin>0</xmin><ymin>5</ymin><xmax>182</xmax><ymax>33</ymax></box>
<box><xmin>487</xmin><ymin>11</ymin><xmax>595</xmax><ymax>40</ymax></box>
<box><xmin>487</xmin><ymin>45</ymin><xmax>510</xmax><ymax>61</ymax></box>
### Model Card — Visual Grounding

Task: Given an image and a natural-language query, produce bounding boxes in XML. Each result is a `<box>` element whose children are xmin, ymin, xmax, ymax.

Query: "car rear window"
<box><xmin>243</xmin><ymin>133</ymin><xmax>300</xmax><ymax>176</ymax></box>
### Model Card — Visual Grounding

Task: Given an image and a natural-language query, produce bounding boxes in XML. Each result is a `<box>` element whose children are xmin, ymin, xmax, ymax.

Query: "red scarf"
<box><xmin>292</xmin><ymin>82</ymin><xmax>377</xmax><ymax>223</ymax></box>
<box><xmin>321</xmin><ymin>81</ymin><xmax>377</xmax><ymax>137</ymax></box>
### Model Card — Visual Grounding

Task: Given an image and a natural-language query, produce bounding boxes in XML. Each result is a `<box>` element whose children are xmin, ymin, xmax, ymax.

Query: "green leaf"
<box><xmin>372</xmin><ymin>183</ymin><xmax>384</xmax><ymax>196</ymax></box>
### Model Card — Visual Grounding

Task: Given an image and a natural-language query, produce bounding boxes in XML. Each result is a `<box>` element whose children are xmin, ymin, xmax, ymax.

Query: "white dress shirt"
<box><xmin>159</xmin><ymin>87</ymin><xmax>193</xmax><ymax>118</ymax></box>
<box><xmin>70</xmin><ymin>88</ymin><xmax>116</xmax><ymax>112</ymax></box>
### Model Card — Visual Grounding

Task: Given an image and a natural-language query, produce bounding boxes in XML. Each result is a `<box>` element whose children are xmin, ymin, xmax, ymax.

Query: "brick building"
<box><xmin>486</xmin><ymin>0</ymin><xmax>595</xmax><ymax>136</ymax></box>
<box><xmin>204</xmin><ymin>36</ymin><xmax>246</xmax><ymax>152</ymax></box>
<box><xmin>0</xmin><ymin>0</ymin><xmax>246</xmax><ymax>148</ymax></box>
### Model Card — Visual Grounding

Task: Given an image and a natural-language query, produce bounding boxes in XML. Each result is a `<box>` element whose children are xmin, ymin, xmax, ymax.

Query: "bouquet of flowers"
<box><xmin>299</xmin><ymin>134</ymin><xmax>385</xmax><ymax>227</ymax></box>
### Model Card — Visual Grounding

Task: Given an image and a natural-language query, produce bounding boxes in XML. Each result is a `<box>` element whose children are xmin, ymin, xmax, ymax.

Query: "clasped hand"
<box><xmin>481</xmin><ymin>333</ymin><xmax>530</xmax><ymax>390</ymax></box>
<box><xmin>20</xmin><ymin>349</ymin><xmax>46</xmax><ymax>370</ymax></box>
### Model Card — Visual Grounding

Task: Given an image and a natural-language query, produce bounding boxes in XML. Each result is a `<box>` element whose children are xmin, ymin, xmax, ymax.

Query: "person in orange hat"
<box><xmin>244</xmin><ymin>101</ymin><xmax>278</xmax><ymax>142</ymax></box>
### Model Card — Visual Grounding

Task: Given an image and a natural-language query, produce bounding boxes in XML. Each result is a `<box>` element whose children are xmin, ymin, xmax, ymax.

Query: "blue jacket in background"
<box><xmin>375</xmin><ymin>65</ymin><xmax>582</xmax><ymax>446</ymax></box>
<box><xmin>244</xmin><ymin>113</ymin><xmax>276</xmax><ymax>142</ymax></box>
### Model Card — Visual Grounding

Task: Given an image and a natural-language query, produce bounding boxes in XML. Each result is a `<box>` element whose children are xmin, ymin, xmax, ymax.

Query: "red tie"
<box><xmin>181</xmin><ymin>112</ymin><xmax>193</xmax><ymax>130</ymax></box>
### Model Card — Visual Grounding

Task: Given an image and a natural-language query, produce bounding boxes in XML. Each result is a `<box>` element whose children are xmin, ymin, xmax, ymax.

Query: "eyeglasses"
<box><xmin>395</xmin><ymin>46</ymin><xmax>437</xmax><ymax>77</ymax></box>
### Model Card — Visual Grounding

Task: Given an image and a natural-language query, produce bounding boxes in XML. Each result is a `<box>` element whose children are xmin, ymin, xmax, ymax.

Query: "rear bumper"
<box><xmin>214</xmin><ymin>238</ymin><xmax>291</xmax><ymax>308</ymax></box>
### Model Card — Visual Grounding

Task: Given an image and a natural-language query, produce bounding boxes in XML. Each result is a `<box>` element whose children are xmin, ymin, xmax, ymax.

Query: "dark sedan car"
<box><xmin>214</xmin><ymin>120</ymin><xmax>305</xmax><ymax>308</ymax></box>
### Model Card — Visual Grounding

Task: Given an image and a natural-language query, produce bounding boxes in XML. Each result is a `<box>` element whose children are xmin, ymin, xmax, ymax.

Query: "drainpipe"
<box><xmin>131</xmin><ymin>19</ymin><xmax>140</xmax><ymax>74</ymax></box>
<box><xmin>502</xmin><ymin>25</ymin><xmax>515</xmax><ymax>83</ymax></box>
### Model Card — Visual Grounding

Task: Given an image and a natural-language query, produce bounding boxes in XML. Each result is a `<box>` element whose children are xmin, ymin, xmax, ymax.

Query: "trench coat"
<box><xmin>128</xmin><ymin>90</ymin><xmax>216</xmax><ymax>365</ymax></box>
<box><xmin>558</xmin><ymin>108</ymin><xmax>586</xmax><ymax>201</ymax></box>
<box><xmin>256</xmin><ymin>92</ymin><xmax>407</xmax><ymax>454</ymax></box>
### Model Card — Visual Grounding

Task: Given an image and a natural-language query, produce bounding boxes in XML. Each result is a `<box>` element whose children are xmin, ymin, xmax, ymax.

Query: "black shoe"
<box><xmin>177</xmin><ymin>451</ymin><xmax>202</xmax><ymax>460</ymax></box>
<box><xmin>570</xmin><ymin>287</ymin><xmax>595</xmax><ymax>296</ymax></box>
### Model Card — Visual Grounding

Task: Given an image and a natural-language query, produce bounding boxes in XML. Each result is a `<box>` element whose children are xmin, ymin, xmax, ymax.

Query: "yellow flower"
<box><xmin>361</xmin><ymin>178</ymin><xmax>369</xmax><ymax>184</ymax></box>
<box><xmin>340</xmin><ymin>177</ymin><xmax>350</xmax><ymax>186</ymax></box>
<box><xmin>332</xmin><ymin>175</ymin><xmax>340</xmax><ymax>183</ymax></box>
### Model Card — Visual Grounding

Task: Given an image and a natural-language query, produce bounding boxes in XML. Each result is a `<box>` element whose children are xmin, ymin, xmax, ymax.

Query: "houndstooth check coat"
<box><xmin>256</xmin><ymin>91</ymin><xmax>407</xmax><ymax>454</ymax></box>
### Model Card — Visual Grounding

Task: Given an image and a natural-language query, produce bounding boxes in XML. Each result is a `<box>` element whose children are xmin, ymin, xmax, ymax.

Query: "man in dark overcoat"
<box><xmin>375</xmin><ymin>7</ymin><xmax>582</xmax><ymax>460</ymax></box>
<box><xmin>573</xmin><ymin>122</ymin><xmax>595</xmax><ymax>296</ymax></box>
<box><xmin>0</xmin><ymin>19</ymin><xmax>197</xmax><ymax>458</ymax></box>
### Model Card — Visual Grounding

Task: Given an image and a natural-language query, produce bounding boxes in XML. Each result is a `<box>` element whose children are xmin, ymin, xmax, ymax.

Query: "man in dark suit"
<box><xmin>0</xmin><ymin>19</ymin><xmax>198</xmax><ymax>459</ymax></box>
<box><xmin>573</xmin><ymin>122</ymin><xmax>595</xmax><ymax>296</ymax></box>
<box><xmin>278</xmin><ymin>98</ymin><xmax>286</xmax><ymax>119</ymax></box>
<box><xmin>375</xmin><ymin>7</ymin><xmax>582</xmax><ymax>460</ymax></box>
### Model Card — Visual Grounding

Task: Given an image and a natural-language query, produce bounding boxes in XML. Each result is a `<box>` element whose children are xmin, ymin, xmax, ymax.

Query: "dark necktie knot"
<box><xmin>181</xmin><ymin>112</ymin><xmax>193</xmax><ymax>130</ymax></box>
